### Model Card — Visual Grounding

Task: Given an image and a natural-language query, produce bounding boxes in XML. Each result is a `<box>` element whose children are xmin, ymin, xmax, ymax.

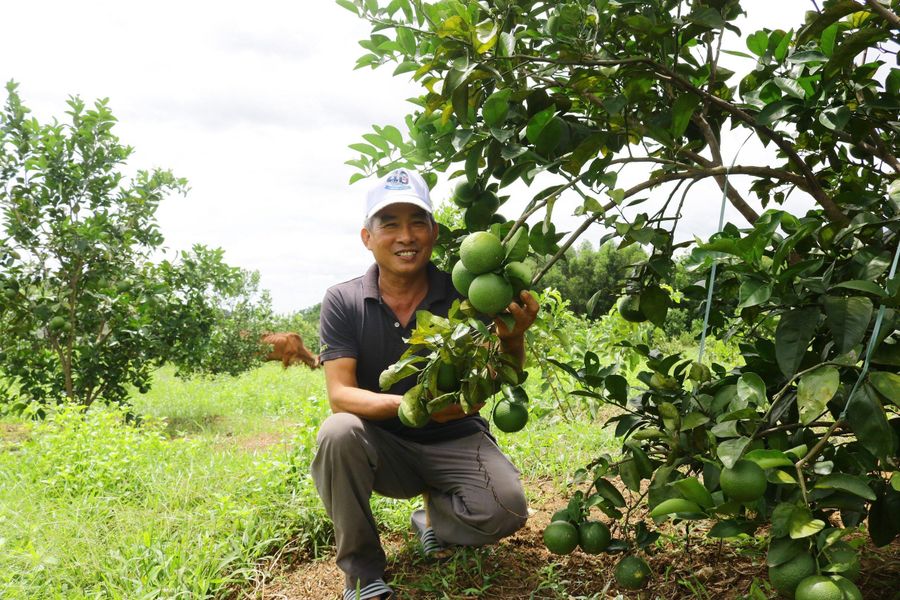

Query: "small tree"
<box><xmin>342</xmin><ymin>0</ymin><xmax>900</xmax><ymax>590</ymax></box>
<box><xmin>0</xmin><ymin>83</ymin><xmax>270</xmax><ymax>407</ymax></box>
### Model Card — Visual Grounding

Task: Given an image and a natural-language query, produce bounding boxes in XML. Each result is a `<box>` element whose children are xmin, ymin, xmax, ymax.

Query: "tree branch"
<box><xmin>864</xmin><ymin>0</ymin><xmax>900</xmax><ymax>28</ymax></box>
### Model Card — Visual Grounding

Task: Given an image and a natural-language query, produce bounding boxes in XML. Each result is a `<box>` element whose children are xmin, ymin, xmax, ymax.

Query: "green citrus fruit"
<box><xmin>720</xmin><ymin>459</ymin><xmax>767</xmax><ymax>503</ymax></box>
<box><xmin>436</xmin><ymin>361</ymin><xmax>460</xmax><ymax>392</ymax></box>
<box><xmin>830</xmin><ymin>576</ymin><xmax>862</xmax><ymax>600</ymax></box>
<box><xmin>614</xmin><ymin>555</ymin><xmax>652</xmax><ymax>590</ymax></box>
<box><xmin>617</xmin><ymin>294</ymin><xmax>646</xmax><ymax>322</ymax></box>
<box><xmin>578</xmin><ymin>521</ymin><xmax>611</xmax><ymax>554</ymax></box>
<box><xmin>473</xmin><ymin>190</ymin><xmax>500</xmax><ymax>213</ymax></box>
<box><xmin>453</xmin><ymin>181</ymin><xmax>479</xmax><ymax>207</ymax></box>
<box><xmin>493</xmin><ymin>400</ymin><xmax>528</xmax><ymax>432</ymax></box>
<box><xmin>460</xmin><ymin>231</ymin><xmax>505</xmax><ymax>274</ymax></box>
<box><xmin>769</xmin><ymin>552</ymin><xmax>817</xmax><ymax>598</ymax></box>
<box><xmin>504</xmin><ymin>261</ymin><xmax>532</xmax><ymax>291</ymax></box>
<box><xmin>795</xmin><ymin>575</ymin><xmax>844</xmax><ymax>600</ymax></box>
<box><xmin>49</xmin><ymin>316</ymin><xmax>67</xmax><ymax>331</ymax></box>
<box><xmin>822</xmin><ymin>543</ymin><xmax>860</xmax><ymax>582</ymax></box>
<box><xmin>451</xmin><ymin>260</ymin><xmax>477</xmax><ymax>296</ymax></box>
<box><xmin>464</xmin><ymin>203</ymin><xmax>494</xmax><ymax>231</ymax></box>
<box><xmin>467</xmin><ymin>273</ymin><xmax>513</xmax><ymax>315</ymax></box>
<box><xmin>543</xmin><ymin>520</ymin><xmax>578</xmax><ymax>555</ymax></box>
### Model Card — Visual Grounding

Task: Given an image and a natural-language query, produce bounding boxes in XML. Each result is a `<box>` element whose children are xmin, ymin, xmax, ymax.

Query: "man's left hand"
<box><xmin>495</xmin><ymin>290</ymin><xmax>539</xmax><ymax>341</ymax></box>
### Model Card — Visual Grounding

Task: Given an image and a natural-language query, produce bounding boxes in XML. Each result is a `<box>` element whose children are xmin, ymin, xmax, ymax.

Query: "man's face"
<box><xmin>361</xmin><ymin>203</ymin><xmax>438</xmax><ymax>278</ymax></box>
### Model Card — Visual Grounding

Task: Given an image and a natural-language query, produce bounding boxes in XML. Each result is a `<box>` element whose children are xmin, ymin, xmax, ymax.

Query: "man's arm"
<box><xmin>323</xmin><ymin>357</ymin><xmax>402</xmax><ymax>420</ymax></box>
<box><xmin>495</xmin><ymin>290</ymin><xmax>540</xmax><ymax>368</ymax></box>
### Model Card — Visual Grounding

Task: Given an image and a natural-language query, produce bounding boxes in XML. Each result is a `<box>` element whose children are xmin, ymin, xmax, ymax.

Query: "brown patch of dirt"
<box><xmin>0</xmin><ymin>422</ymin><xmax>30</xmax><ymax>450</ymax></box>
<box><xmin>254</xmin><ymin>478</ymin><xmax>900</xmax><ymax>600</ymax></box>
<box><xmin>235</xmin><ymin>432</ymin><xmax>285</xmax><ymax>453</ymax></box>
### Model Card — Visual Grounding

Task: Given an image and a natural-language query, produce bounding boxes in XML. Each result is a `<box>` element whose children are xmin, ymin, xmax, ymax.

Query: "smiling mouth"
<box><xmin>396</xmin><ymin>250</ymin><xmax>418</xmax><ymax>257</ymax></box>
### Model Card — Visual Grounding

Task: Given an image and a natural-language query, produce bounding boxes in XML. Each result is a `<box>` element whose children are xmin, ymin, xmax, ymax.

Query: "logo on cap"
<box><xmin>384</xmin><ymin>170</ymin><xmax>411</xmax><ymax>190</ymax></box>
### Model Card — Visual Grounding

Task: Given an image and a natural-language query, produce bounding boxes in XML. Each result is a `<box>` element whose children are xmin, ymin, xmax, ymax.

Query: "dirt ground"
<box><xmin>253</xmin><ymin>479</ymin><xmax>900</xmax><ymax>600</ymax></box>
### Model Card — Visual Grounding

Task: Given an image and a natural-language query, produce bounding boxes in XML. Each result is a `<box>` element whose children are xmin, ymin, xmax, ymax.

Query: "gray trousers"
<box><xmin>311</xmin><ymin>412</ymin><xmax>528</xmax><ymax>590</ymax></box>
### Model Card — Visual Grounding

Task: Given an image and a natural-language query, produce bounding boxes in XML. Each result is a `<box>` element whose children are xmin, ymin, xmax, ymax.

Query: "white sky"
<box><xmin>1</xmin><ymin>1</ymin><xmax>814</xmax><ymax>312</ymax></box>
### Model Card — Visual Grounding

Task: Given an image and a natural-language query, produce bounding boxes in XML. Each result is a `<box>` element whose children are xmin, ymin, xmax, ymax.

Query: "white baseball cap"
<box><xmin>365</xmin><ymin>168</ymin><xmax>432</xmax><ymax>219</ymax></box>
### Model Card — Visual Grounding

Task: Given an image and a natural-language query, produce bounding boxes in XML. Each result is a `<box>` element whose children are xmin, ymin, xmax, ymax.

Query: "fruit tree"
<box><xmin>340</xmin><ymin>0</ymin><xmax>899</xmax><ymax>594</ymax></box>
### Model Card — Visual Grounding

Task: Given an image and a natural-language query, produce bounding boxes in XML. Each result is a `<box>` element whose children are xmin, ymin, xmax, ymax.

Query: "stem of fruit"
<box><xmin>794</xmin><ymin>419</ymin><xmax>844</xmax><ymax>505</ymax></box>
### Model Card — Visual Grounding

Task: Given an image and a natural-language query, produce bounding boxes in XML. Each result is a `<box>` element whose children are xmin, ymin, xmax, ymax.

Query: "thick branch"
<box><xmin>513</xmin><ymin>54</ymin><xmax>849</xmax><ymax>225</ymax></box>
<box><xmin>864</xmin><ymin>0</ymin><xmax>900</xmax><ymax>28</ymax></box>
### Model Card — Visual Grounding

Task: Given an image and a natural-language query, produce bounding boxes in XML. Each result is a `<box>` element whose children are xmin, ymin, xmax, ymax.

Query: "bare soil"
<box><xmin>253</xmin><ymin>478</ymin><xmax>900</xmax><ymax>600</ymax></box>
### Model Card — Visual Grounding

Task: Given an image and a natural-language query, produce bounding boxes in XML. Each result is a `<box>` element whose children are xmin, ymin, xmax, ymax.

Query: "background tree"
<box><xmin>341</xmin><ymin>0</ymin><xmax>900</xmax><ymax>587</ymax></box>
<box><xmin>0</xmin><ymin>83</ymin><xmax>271</xmax><ymax>408</ymax></box>
<box><xmin>540</xmin><ymin>240</ymin><xmax>647</xmax><ymax>317</ymax></box>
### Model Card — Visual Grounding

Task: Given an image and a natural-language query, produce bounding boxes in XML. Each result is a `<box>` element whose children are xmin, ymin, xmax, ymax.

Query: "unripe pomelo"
<box><xmin>543</xmin><ymin>520</ymin><xmax>578</xmax><ymax>555</ymax></box>
<box><xmin>795</xmin><ymin>575</ymin><xmax>844</xmax><ymax>600</ymax></box>
<box><xmin>460</xmin><ymin>232</ymin><xmax>504</xmax><ymax>274</ymax></box>
<box><xmin>578</xmin><ymin>521</ymin><xmax>611</xmax><ymax>554</ymax></box>
<box><xmin>617</xmin><ymin>294</ymin><xmax>646</xmax><ymax>322</ymax></box>
<box><xmin>504</xmin><ymin>261</ymin><xmax>532</xmax><ymax>291</ymax></box>
<box><xmin>468</xmin><ymin>273</ymin><xmax>513</xmax><ymax>315</ymax></box>
<box><xmin>453</xmin><ymin>181</ymin><xmax>479</xmax><ymax>207</ymax></box>
<box><xmin>436</xmin><ymin>361</ymin><xmax>460</xmax><ymax>392</ymax></box>
<box><xmin>464</xmin><ymin>203</ymin><xmax>494</xmax><ymax>231</ymax></box>
<box><xmin>451</xmin><ymin>260</ymin><xmax>477</xmax><ymax>296</ymax></box>
<box><xmin>769</xmin><ymin>552</ymin><xmax>816</xmax><ymax>598</ymax></box>
<box><xmin>614</xmin><ymin>555</ymin><xmax>651</xmax><ymax>590</ymax></box>
<box><xmin>830</xmin><ymin>576</ymin><xmax>862</xmax><ymax>600</ymax></box>
<box><xmin>720</xmin><ymin>459</ymin><xmax>767</xmax><ymax>503</ymax></box>
<box><xmin>473</xmin><ymin>190</ymin><xmax>500</xmax><ymax>213</ymax></box>
<box><xmin>493</xmin><ymin>400</ymin><xmax>528</xmax><ymax>432</ymax></box>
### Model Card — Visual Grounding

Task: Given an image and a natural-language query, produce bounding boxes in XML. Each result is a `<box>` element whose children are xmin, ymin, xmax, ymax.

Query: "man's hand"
<box><xmin>494</xmin><ymin>290</ymin><xmax>539</xmax><ymax>341</ymax></box>
<box><xmin>430</xmin><ymin>401</ymin><xmax>485</xmax><ymax>423</ymax></box>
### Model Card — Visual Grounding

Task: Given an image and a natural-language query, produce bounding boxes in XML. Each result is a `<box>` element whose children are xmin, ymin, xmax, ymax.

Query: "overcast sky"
<box><xmin>1</xmin><ymin>1</ymin><xmax>813</xmax><ymax>312</ymax></box>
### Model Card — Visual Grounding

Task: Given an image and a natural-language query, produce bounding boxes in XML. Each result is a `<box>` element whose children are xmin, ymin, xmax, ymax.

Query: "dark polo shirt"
<box><xmin>319</xmin><ymin>262</ymin><xmax>490</xmax><ymax>443</ymax></box>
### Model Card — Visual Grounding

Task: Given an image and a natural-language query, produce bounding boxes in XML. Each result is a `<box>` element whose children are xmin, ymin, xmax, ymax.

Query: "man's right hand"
<box><xmin>429</xmin><ymin>401</ymin><xmax>485</xmax><ymax>423</ymax></box>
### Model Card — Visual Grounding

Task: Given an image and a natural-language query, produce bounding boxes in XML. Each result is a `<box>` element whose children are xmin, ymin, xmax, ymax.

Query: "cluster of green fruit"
<box><xmin>767</xmin><ymin>537</ymin><xmax>863</xmax><ymax>600</ymax></box>
<box><xmin>543</xmin><ymin>509</ymin><xmax>651</xmax><ymax>590</ymax></box>
<box><xmin>452</xmin><ymin>181</ymin><xmax>506</xmax><ymax>232</ymax></box>
<box><xmin>451</xmin><ymin>229</ymin><xmax>531</xmax><ymax>316</ymax></box>
<box><xmin>394</xmin><ymin>341</ymin><xmax>530</xmax><ymax>433</ymax></box>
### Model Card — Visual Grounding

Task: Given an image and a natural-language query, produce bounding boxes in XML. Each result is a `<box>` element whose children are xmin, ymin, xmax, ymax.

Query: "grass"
<box><xmin>0</xmin><ymin>363</ymin><xmax>617</xmax><ymax>599</ymax></box>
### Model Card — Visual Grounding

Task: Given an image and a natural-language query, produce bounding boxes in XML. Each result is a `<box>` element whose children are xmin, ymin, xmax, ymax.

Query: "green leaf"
<box><xmin>482</xmin><ymin>89</ymin><xmax>511</xmax><ymax>128</ymax></box>
<box><xmin>381</xmin><ymin>125</ymin><xmax>404</xmax><ymax>147</ymax></box>
<box><xmin>718</xmin><ymin>436</ymin><xmax>751</xmax><ymax>469</ymax></box>
<box><xmin>892</xmin><ymin>472</ymin><xmax>900</xmax><ymax>492</ymax></box>
<box><xmin>814</xmin><ymin>473</ymin><xmax>876</xmax><ymax>501</ymax></box>
<box><xmin>797</xmin><ymin>367</ymin><xmax>840</xmax><ymax>425</ymax></box>
<box><xmin>451</xmin><ymin>84</ymin><xmax>469</xmax><ymax>124</ymax></box>
<box><xmin>818</xmin><ymin>106</ymin><xmax>850</xmax><ymax>131</ymax></box>
<box><xmin>847</xmin><ymin>385</ymin><xmax>896</xmax><ymax>460</ymax></box>
<box><xmin>708</xmin><ymin>519</ymin><xmax>756</xmax><ymax>538</ymax></box>
<box><xmin>747</xmin><ymin>30</ymin><xmax>768</xmax><ymax>56</ymax></box>
<box><xmin>775</xmin><ymin>307</ymin><xmax>820</xmax><ymax>377</ymax></box>
<box><xmin>335</xmin><ymin>0</ymin><xmax>359</xmax><ymax>15</ymax></box>
<box><xmin>672</xmin><ymin>477</ymin><xmax>715</xmax><ymax>509</ymax></box>
<box><xmin>738</xmin><ymin>279</ymin><xmax>772</xmax><ymax>309</ymax></box>
<box><xmin>525</xmin><ymin>106</ymin><xmax>556</xmax><ymax>145</ymax></box>
<box><xmin>869</xmin><ymin>372</ymin><xmax>900</xmax><ymax>408</ymax></box>
<box><xmin>681</xmin><ymin>411</ymin><xmax>710</xmax><ymax>430</ymax></box>
<box><xmin>650</xmin><ymin>497</ymin><xmax>703</xmax><ymax>518</ymax></box>
<box><xmin>824</xmin><ymin>296</ymin><xmax>873</xmax><ymax>355</ymax></box>
<box><xmin>774</xmin><ymin>77</ymin><xmax>806</xmax><ymax>100</ymax></box>
<box><xmin>767</xmin><ymin>537</ymin><xmax>806</xmax><ymax>567</ymax></box>
<box><xmin>349</xmin><ymin>142</ymin><xmax>381</xmax><ymax>158</ymax></box>
<box><xmin>744</xmin><ymin>449</ymin><xmax>794</xmax><ymax>469</ymax></box>
<box><xmin>832</xmin><ymin>280</ymin><xmax>886</xmax><ymax>296</ymax></box>
<box><xmin>618</xmin><ymin>457</ymin><xmax>643</xmax><ymax>492</ymax></box>
<box><xmin>737</xmin><ymin>372</ymin><xmax>767</xmax><ymax>408</ymax></box>
<box><xmin>396</xmin><ymin>26</ymin><xmax>416</xmax><ymax>55</ymax></box>
<box><xmin>671</xmin><ymin>93</ymin><xmax>701</xmax><ymax>138</ymax></box>
<box><xmin>605</xmin><ymin>374</ymin><xmax>628</xmax><ymax>402</ymax></box>
<box><xmin>594</xmin><ymin>477</ymin><xmax>626</xmax><ymax>508</ymax></box>
<box><xmin>757</xmin><ymin>100</ymin><xmax>795</xmax><ymax>126</ymax></box>
<box><xmin>789</xmin><ymin>507</ymin><xmax>826</xmax><ymax>539</ymax></box>
<box><xmin>639</xmin><ymin>286</ymin><xmax>669</xmax><ymax>327</ymax></box>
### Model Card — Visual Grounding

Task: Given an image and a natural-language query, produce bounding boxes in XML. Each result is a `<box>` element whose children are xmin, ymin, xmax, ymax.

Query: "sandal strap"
<box><xmin>343</xmin><ymin>578</ymin><xmax>392</xmax><ymax>600</ymax></box>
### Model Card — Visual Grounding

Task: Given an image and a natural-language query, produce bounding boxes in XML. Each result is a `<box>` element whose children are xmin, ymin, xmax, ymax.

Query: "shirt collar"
<box><xmin>362</xmin><ymin>262</ymin><xmax>451</xmax><ymax>308</ymax></box>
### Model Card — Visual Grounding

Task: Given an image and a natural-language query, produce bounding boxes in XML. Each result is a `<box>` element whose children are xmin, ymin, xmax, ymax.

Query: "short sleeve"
<box><xmin>318</xmin><ymin>287</ymin><xmax>359</xmax><ymax>363</ymax></box>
